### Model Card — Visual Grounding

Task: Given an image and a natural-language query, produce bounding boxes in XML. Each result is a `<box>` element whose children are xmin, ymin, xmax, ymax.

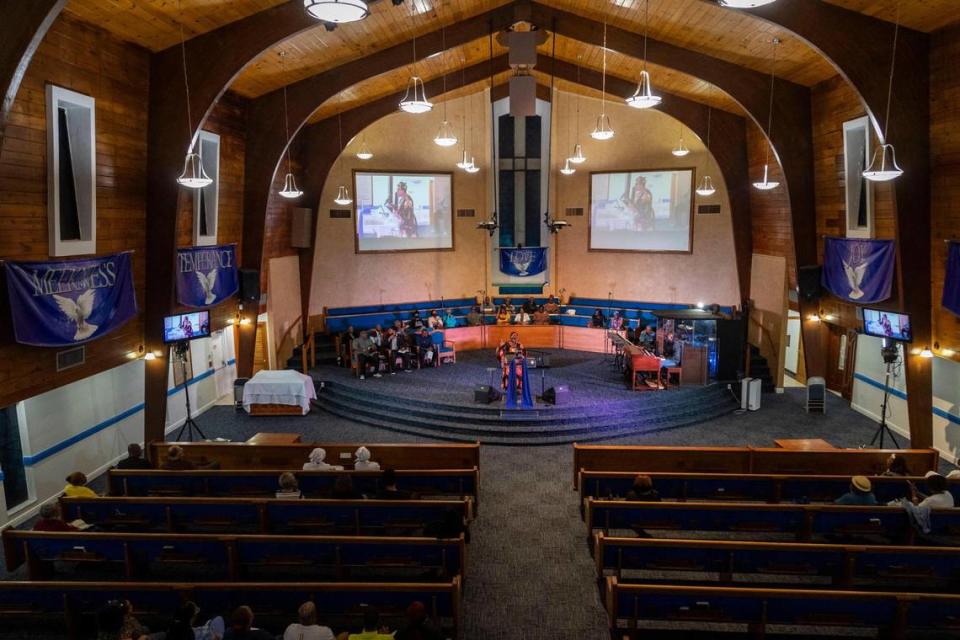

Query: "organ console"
<box><xmin>624</xmin><ymin>343</ymin><xmax>665</xmax><ymax>391</ymax></box>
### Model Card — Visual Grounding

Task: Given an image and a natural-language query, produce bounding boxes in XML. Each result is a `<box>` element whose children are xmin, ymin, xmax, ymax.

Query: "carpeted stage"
<box><xmin>310</xmin><ymin>349</ymin><xmax>738</xmax><ymax>445</ymax></box>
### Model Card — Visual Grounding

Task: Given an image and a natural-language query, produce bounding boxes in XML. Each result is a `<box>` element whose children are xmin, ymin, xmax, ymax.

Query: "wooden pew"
<box><xmin>148</xmin><ymin>441</ymin><xmax>481</xmax><ymax>471</ymax></box>
<box><xmin>577</xmin><ymin>470</ymin><xmax>960</xmax><ymax>511</ymax></box>
<box><xmin>2</xmin><ymin>530</ymin><xmax>466</xmax><ymax>583</ymax></box>
<box><xmin>604</xmin><ymin>578</ymin><xmax>960</xmax><ymax>640</ymax></box>
<box><xmin>584</xmin><ymin>498</ymin><xmax>960</xmax><ymax>545</ymax></box>
<box><xmin>572</xmin><ymin>444</ymin><xmax>939</xmax><ymax>488</ymax></box>
<box><xmin>60</xmin><ymin>496</ymin><xmax>473</xmax><ymax>535</ymax></box>
<box><xmin>108</xmin><ymin>467</ymin><xmax>480</xmax><ymax>506</ymax></box>
<box><xmin>0</xmin><ymin>579</ymin><xmax>461</xmax><ymax>640</ymax></box>
<box><xmin>593</xmin><ymin>532</ymin><xmax>960</xmax><ymax>589</ymax></box>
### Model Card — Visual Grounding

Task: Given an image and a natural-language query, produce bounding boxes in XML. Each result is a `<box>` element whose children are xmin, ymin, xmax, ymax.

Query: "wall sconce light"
<box><xmin>695</xmin><ymin>301</ymin><xmax>705</xmax><ymax>309</ymax></box>
<box><xmin>919</xmin><ymin>347</ymin><xmax>934</xmax><ymax>358</ymax></box>
<box><xmin>143</xmin><ymin>352</ymin><xmax>158</xmax><ymax>361</ymax></box>
<box><xmin>807</xmin><ymin>314</ymin><xmax>821</xmax><ymax>322</ymax></box>
<box><xmin>239</xmin><ymin>317</ymin><xmax>252</xmax><ymax>326</ymax></box>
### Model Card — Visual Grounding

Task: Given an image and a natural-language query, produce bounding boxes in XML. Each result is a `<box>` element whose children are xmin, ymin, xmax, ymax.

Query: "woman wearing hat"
<box><xmin>908</xmin><ymin>471</ymin><xmax>955</xmax><ymax>509</ymax></box>
<box><xmin>834</xmin><ymin>475</ymin><xmax>878</xmax><ymax>506</ymax></box>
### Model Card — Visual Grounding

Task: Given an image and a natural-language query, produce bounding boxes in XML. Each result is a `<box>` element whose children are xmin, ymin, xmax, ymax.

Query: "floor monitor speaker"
<box><xmin>543</xmin><ymin>384</ymin><xmax>570</xmax><ymax>405</ymax></box>
<box><xmin>474</xmin><ymin>384</ymin><xmax>501</xmax><ymax>404</ymax></box>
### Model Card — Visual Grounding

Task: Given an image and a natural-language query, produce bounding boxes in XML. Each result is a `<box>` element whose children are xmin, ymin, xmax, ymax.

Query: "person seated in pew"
<box><xmin>909</xmin><ymin>471</ymin><xmax>955</xmax><ymax>509</ymax></box>
<box><xmin>303</xmin><ymin>447</ymin><xmax>345</xmax><ymax>471</ymax></box>
<box><xmin>98</xmin><ymin>599</ymin><xmax>146</xmax><ymax>640</ymax></box>
<box><xmin>223</xmin><ymin>606</ymin><xmax>274</xmax><ymax>640</ymax></box>
<box><xmin>443</xmin><ymin>309</ymin><xmax>458</xmax><ymax>328</ymax></box>
<box><xmin>64</xmin><ymin>471</ymin><xmax>98</xmax><ymax>498</ymax></box>
<box><xmin>34</xmin><ymin>502</ymin><xmax>78</xmax><ymax>532</ymax></box>
<box><xmin>395</xmin><ymin>601</ymin><xmax>443</xmax><ymax>640</ymax></box>
<box><xmin>495</xmin><ymin>304</ymin><xmax>511</xmax><ymax>326</ymax></box>
<box><xmin>354</xmin><ymin>446</ymin><xmax>381</xmax><ymax>471</ymax></box>
<box><xmin>283</xmin><ymin>601</ymin><xmax>335</xmax><ymax>640</ymax></box>
<box><xmin>276</xmin><ymin>472</ymin><xmax>302</xmax><ymax>499</ymax></box>
<box><xmin>427</xmin><ymin>309</ymin><xmax>444</xmax><ymax>331</ymax></box>
<box><xmin>609</xmin><ymin>310</ymin><xmax>625</xmax><ymax>331</ymax></box>
<box><xmin>384</xmin><ymin>328</ymin><xmax>413</xmax><ymax>373</ymax></box>
<box><xmin>377</xmin><ymin>469</ymin><xmax>416</xmax><ymax>500</ymax></box>
<box><xmin>116</xmin><ymin>443</ymin><xmax>152</xmax><ymax>470</ymax></box>
<box><xmin>625</xmin><ymin>474</ymin><xmax>661</xmax><ymax>502</ymax></box>
<box><xmin>882</xmin><ymin>453</ymin><xmax>910</xmax><ymax>477</ymax></box>
<box><xmin>166</xmin><ymin>601</ymin><xmax>225</xmax><ymax>640</ymax></box>
<box><xmin>543</xmin><ymin>295</ymin><xmax>560</xmax><ymax>315</ymax></box>
<box><xmin>424</xmin><ymin>509</ymin><xmax>467</xmax><ymax>541</ymax></box>
<box><xmin>161</xmin><ymin>445</ymin><xmax>196</xmax><ymax>471</ymax></box>
<box><xmin>835</xmin><ymin>475</ymin><xmax>878</xmax><ymax>506</ymax></box>
<box><xmin>332</xmin><ymin>475</ymin><xmax>362</xmax><ymax>500</ymax></box>
<box><xmin>532</xmin><ymin>305</ymin><xmax>550</xmax><ymax>325</ymax></box>
<box><xmin>347</xmin><ymin>608</ymin><xmax>394</xmax><ymax>640</ymax></box>
<box><xmin>590</xmin><ymin>308</ymin><xmax>606</xmax><ymax>328</ymax></box>
<box><xmin>513</xmin><ymin>308</ymin><xmax>532</xmax><ymax>325</ymax></box>
<box><xmin>413</xmin><ymin>328</ymin><xmax>437</xmax><ymax>368</ymax></box>
<box><xmin>466</xmin><ymin>305</ymin><xmax>482</xmax><ymax>326</ymax></box>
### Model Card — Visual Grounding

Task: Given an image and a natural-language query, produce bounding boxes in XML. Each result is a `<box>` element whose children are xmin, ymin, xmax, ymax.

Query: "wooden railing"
<box><xmin>274</xmin><ymin>315</ymin><xmax>315</xmax><ymax>373</ymax></box>
<box><xmin>748</xmin><ymin>307</ymin><xmax>784</xmax><ymax>387</ymax></box>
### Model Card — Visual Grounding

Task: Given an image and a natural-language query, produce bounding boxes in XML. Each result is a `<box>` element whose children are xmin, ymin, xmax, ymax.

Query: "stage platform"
<box><xmin>310</xmin><ymin>349</ymin><xmax>737</xmax><ymax>445</ymax></box>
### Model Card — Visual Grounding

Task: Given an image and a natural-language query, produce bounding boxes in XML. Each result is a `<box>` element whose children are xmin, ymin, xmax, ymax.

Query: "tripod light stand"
<box><xmin>869</xmin><ymin>342</ymin><xmax>900</xmax><ymax>449</ymax></box>
<box><xmin>173</xmin><ymin>341</ymin><xmax>206</xmax><ymax>442</ymax></box>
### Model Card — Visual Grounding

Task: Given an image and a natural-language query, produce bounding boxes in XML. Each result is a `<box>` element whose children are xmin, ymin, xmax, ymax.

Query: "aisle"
<box><xmin>460</xmin><ymin>446</ymin><xmax>609</xmax><ymax>639</ymax></box>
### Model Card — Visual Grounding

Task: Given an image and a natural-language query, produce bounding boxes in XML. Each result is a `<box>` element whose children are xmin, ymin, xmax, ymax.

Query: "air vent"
<box><xmin>56</xmin><ymin>346</ymin><xmax>85</xmax><ymax>372</ymax></box>
<box><xmin>456</xmin><ymin>209</ymin><xmax>476</xmax><ymax>218</ymax></box>
<box><xmin>329</xmin><ymin>209</ymin><xmax>351</xmax><ymax>219</ymax></box>
<box><xmin>565</xmin><ymin>207</ymin><xmax>584</xmax><ymax>217</ymax></box>
<box><xmin>697</xmin><ymin>204</ymin><xmax>721</xmax><ymax>215</ymax></box>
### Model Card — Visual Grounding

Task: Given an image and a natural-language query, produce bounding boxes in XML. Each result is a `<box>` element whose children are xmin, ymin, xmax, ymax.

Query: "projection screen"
<box><xmin>589</xmin><ymin>168</ymin><xmax>696</xmax><ymax>253</ymax></box>
<box><xmin>354</xmin><ymin>171</ymin><xmax>454</xmax><ymax>253</ymax></box>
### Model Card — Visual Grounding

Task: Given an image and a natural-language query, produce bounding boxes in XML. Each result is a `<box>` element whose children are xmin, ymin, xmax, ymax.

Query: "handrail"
<box><xmin>274</xmin><ymin>314</ymin><xmax>315</xmax><ymax>374</ymax></box>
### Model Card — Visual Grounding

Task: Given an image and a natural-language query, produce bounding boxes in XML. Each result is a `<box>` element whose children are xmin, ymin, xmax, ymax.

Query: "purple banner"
<box><xmin>4</xmin><ymin>252</ymin><xmax>137</xmax><ymax>347</ymax></box>
<box><xmin>944</xmin><ymin>241</ymin><xmax>960</xmax><ymax>317</ymax></box>
<box><xmin>821</xmin><ymin>237</ymin><xmax>895</xmax><ymax>304</ymax></box>
<box><xmin>175</xmin><ymin>243</ymin><xmax>238</xmax><ymax>308</ymax></box>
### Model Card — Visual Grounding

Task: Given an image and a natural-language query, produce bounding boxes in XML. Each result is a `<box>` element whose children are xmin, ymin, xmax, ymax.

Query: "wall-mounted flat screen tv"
<box><xmin>862</xmin><ymin>308</ymin><xmax>912</xmax><ymax>343</ymax></box>
<box><xmin>163</xmin><ymin>310</ymin><xmax>211</xmax><ymax>343</ymax></box>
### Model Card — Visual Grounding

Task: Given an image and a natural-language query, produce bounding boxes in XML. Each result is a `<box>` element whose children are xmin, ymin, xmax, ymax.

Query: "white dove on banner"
<box><xmin>842</xmin><ymin>254</ymin><xmax>873</xmax><ymax>300</ymax></box>
<box><xmin>195</xmin><ymin>268</ymin><xmax>218</xmax><ymax>305</ymax></box>
<box><xmin>53</xmin><ymin>289</ymin><xmax>98</xmax><ymax>340</ymax></box>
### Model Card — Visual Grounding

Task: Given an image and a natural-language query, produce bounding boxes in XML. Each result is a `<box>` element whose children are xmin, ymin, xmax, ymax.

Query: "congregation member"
<box><xmin>637</xmin><ymin>324</ymin><xmax>657</xmax><ymax>350</ymax></box>
<box><xmin>354</xmin><ymin>446</ymin><xmax>381</xmax><ymax>471</ymax></box>
<box><xmin>882</xmin><ymin>454</ymin><xmax>909</xmax><ymax>476</ymax></box>
<box><xmin>276</xmin><ymin>472</ymin><xmax>302</xmax><ymax>499</ymax></box>
<box><xmin>910</xmin><ymin>471</ymin><xmax>955</xmax><ymax>508</ymax></box>
<box><xmin>625</xmin><ymin>474</ymin><xmax>661</xmax><ymax>502</ymax></box>
<box><xmin>495</xmin><ymin>304</ymin><xmax>511</xmax><ymax>325</ymax></box>
<box><xmin>414</xmin><ymin>328</ymin><xmax>437</xmax><ymax>367</ymax></box>
<box><xmin>353</xmin><ymin>329</ymin><xmax>382</xmax><ymax>380</ymax></box>
<box><xmin>64</xmin><ymin>471</ymin><xmax>98</xmax><ymax>498</ymax></box>
<box><xmin>347</xmin><ymin>608</ymin><xmax>394</xmax><ymax>640</ymax></box>
<box><xmin>610</xmin><ymin>310</ymin><xmax>625</xmax><ymax>331</ymax></box>
<box><xmin>116</xmin><ymin>443</ymin><xmax>152</xmax><ymax>470</ymax></box>
<box><xmin>503</xmin><ymin>297</ymin><xmax>515</xmax><ymax>314</ymax></box>
<box><xmin>522</xmin><ymin>297</ymin><xmax>538</xmax><ymax>314</ymax></box>
<box><xmin>834</xmin><ymin>475</ymin><xmax>878</xmax><ymax>505</ymax></box>
<box><xmin>97</xmin><ymin>600</ymin><xmax>146</xmax><ymax>640</ymax></box>
<box><xmin>162</xmin><ymin>445</ymin><xmax>196</xmax><ymax>470</ymax></box>
<box><xmin>223</xmin><ymin>606</ymin><xmax>273</xmax><ymax>640</ymax></box>
<box><xmin>377</xmin><ymin>469</ymin><xmax>416</xmax><ymax>500</ymax></box>
<box><xmin>466</xmin><ymin>305</ymin><xmax>482</xmax><ymax>326</ymax></box>
<box><xmin>395</xmin><ymin>602</ymin><xmax>443</xmax><ymax>640</ymax></box>
<box><xmin>543</xmin><ymin>295</ymin><xmax>560</xmax><ymax>315</ymax></box>
<box><xmin>443</xmin><ymin>309</ymin><xmax>458</xmax><ymax>328</ymax></box>
<box><xmin>283</xmin><ymin>602</ymin><xmax>335</xmax><ymax>640</ymax></box>
<box><xmin>513</xmin><ymin>308</ymin><xmax>531</xmax><ymax>325</ymax></box>
<box><xmin>385</xmin><ymin>327</ymin><xmax>413</xmax><ymax>373</ymax></box>
<box><xmin>427</xmin><ymin>309</ymin><xmax>444</xmax><ymax>330</ymax></box>
<box><xmin>303</xmin><ymin>447</ymin><xmax>344</xmax><ymax>471</ymax></box>
<box><xmin>590</xmin><ymin>308</ymin><xmax>606</xmax><ymax>328</ymax></box>
<box><xmin>532</xmin><ymin>305</ymin><xmax>550</xmax><ymax>325</ymax></box>
<box><xmin>33</xmin><ymin>502</ymin><xmax>78</xmax><ymax>531</ymax></box>
<box><xmin>166</xmin><ymin>602</ymin><xmax>224</xmax><ymax>640</ymax></box>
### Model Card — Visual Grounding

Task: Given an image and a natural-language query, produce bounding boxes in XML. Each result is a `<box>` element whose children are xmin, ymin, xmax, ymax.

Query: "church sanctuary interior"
<box><xmin>4</xmin><ymin>0</ymin><xmax>960</xmax><ymax>638</ymax></box>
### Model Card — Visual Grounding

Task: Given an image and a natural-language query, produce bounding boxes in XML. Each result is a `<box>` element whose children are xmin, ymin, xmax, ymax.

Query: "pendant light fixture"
<box><xmin>456</xmin><ymin>59</ymin><xmax>472</xmax><ymax>170</ymax></box>
<box><xmin>752</xmin><ymin>37</ymin><xmax>781</xmax><ymax>191</ymax></box>
<box><xmin>277</xmin><ymin>51</ymin><xmax>303</xmax><ymax>199</ymax></box>
<box><xmin>720</xmin><ymin>0</ymin><xmax>779</xmax><ymax>8</ymax></box>
<box><xmin>863</xmin><ymin>0</ymin><xmax>904</xmax><ymax>182</ymax></box>
<box><xmin>398</xmin><ymin>4</ymin><xmax>432</xmax><ymax>115</ymax></box>
<box><xmin>672</xmin><ymin>124</ymin><xmax>690</xmax><ymax>157</ymax></box>
<box><xmin>303</xmin><ymin>0</ymin><xmax>369</xmax><ymax>24</ymax></box>
<box><xmin>569</xmin><ymin>55</ymin><xmax>586</xmax><ymax>164</ymax></box>
<box><xmin>355</xmin><ymin>136</ymin><xmax>373</xmax><ymax>160</ymax></box>
<box><xmin>626</xmin><ymin>0</ymin><xmax>662</xmax><ymax>110</ymax></box>
<box><xmin>175</xmin><ymin>4</ymin><xmax>211</xmax><ymax>189</ymax></box>
<box><xmin>465</xmin><ymin>93</ymin><xmax>480</xmax><ymax>174</ymax></box>
<box><xmin>477</xmin><ymin>27</ymin><xmax>499</xmax><ymax>235</ymax></box>
<box><xmin>696</xmin><ymin>107</ymin><xmax>717</xmax><ymax>197</ymax></box>
<box><xmin>591</xmin><ymin>23</ymin><xmax>614</xmax><ymax>141</ymax></box>
<box><xmin>433</xmin><ymin>29</ymin><xmax>458</xmax><ymax>147</ymax></box>
<box><xmin>333</xmin><ymin>109</ymin><xmax>353</xmax><ymax>206</ymax></box>
<box><xmin>560</xmin><ymin>158</ymin><xmax>576</xmax><ymax>176</ymax></box>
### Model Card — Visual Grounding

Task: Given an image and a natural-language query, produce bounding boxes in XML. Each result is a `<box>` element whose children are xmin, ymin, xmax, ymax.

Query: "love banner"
<box><xmin>4</xmin><ymin>252</ymin><xmax>137</xmax><ymax>347</ymax></box>
<box><xmin>175</xmin><ymin>243</ymin><xmax>239</xmax><ymax>307</ymax></box>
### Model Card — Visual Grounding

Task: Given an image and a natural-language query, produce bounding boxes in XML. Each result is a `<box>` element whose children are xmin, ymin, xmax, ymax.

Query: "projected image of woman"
<box><xmin>624</xmin><ymin>175</ymin><xmax>654</xmax><ymax>232</ymax></box>
<box><xmin>388</xmin><ymin>181</ymin><xmax>418</xmax><ymax>238</ymax></box>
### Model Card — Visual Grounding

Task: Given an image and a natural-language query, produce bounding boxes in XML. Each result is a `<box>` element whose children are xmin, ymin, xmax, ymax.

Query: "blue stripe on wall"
<box><xmin>934</xmin><ymin>407</ymin><xmax>960</xmax><ymax>426</ymax></box>
<box><xmin>22</xmin><ymin>360</ymin><xmax>237</xmax><ymax>467</ymax></box>
<box><xmin>853</xmin><ymin>372</ymin><xmax>909</xmax><ymax>400</ymax></box>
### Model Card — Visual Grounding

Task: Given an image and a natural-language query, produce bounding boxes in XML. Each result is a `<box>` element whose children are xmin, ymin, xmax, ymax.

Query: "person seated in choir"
<box><xmin>661</xmin><ymin>331</ymin><xmax>676</xmax><ymax>359</ymax></box>
<box><xmin>63</xmin><ymin>471</ymin><xmax>98</xmax><ymax>498</ymax></box>
<box><xmin>532</xmin><ymin>305</ymin><xmax>550</xmax><ymax>325</ymax></box>
<box><xmin>276</xmin><ymin>472</ymin><xmax>302</xmax><ymax>499</ymax></box>
<box><xmin>116</xmin><ymin>443</ymin><xmax>152</xmax><ymax>470</ymax></box>
<box><xmin>909</xmin><ymin>471</ymin><xmax>955</xmax><ymax>508</ymax></box>
<box><xmin>354</xmin><ymin>446</ymin><xmax>381</xmax><ymax>471</ymax></box>
<box><xmin>427</xmin><ymin>309</ymin><xmax>444</xmax><ymax>330</ymax></box>
<box><xmin>495</xmin><ymin>304</ymin><xmax>511</xmax><ymax>326</ymax></box>
<box><xmin>522</xmin><ymin>297</ymin><xmax>537</xmax><ymax>314</ymax></box>
<box><xmin>369</xmin><ymin>324</ymin><xmax>383</xmax><ymax>349</ymax></box>
<box><xmin>283</xmin><ymin>602</ymin><xmax>335</xmax><ymax>640</ymax></box>
<box><xmin>503</xmin><ymin>297</ymin><xmax>515</xmax><ymax>315</ymax></box>
<box><xmin>352</xmin><ymin>330</ymin><xmax>381</xmax><ymax>380</ymax></box>
<box><xmin>377</xmin><ymin>469</ymin><xmax>416</xmax><ymax>500</ymax></box>
<box><xmin>161</xmin><ymin>445</ymin><xmax>196</xmax><ymax>471</ymax></box>
<box><xmin>347</xmin><ymin>608</ymin><xmax>394</xmax><ymax>640</ymax></box>
<box><xmin>610</xmin><ymin>310</ymin><xmax>625</xmax><ymax>331</ymax></box>
<box><xmin>332</xmin><ymin>475</ymin><xmax>362</xmax><ymax>500</ymax></box>
<box><xmin>414</xmin><ymin>328</ymin><xmax>437</xmax><ymax>367</ymax></box>
<box><xmin>466</xmin><ymin>305</ymin><xmax>482</xmax><ymax>326</ymax></box>
<box><xmin>395</xmin><ymin>602</ymin><xmax>443</xmax><ymax>640</ymax></box>
<box><xmin>482</xmin><ymin>295</ymin><xmax>494</xmax><ymax>312</ymax></box>
<box><xmin>513</xmin><ymin>308</ymin><xmax>532</xmax><ymax>325</ymax></box>
<box><xmin>443</xmin><ymin>309</ymin><xmax>458</xmax><ymax>328</ymax></box>
<box><xmin>497</xmin><ymin>331</ymin><xmax>526</xmax><ymax>391</ymax></box>
<box><xmin>882</xmin><ymin>454</ymin><xmax>909</xmax><ymax>477</ymax></box>
<box><xmin>409</xmin><ymin>310</ymin><xmax>425</xmax><ymax>331</ymax></box>
<box><xmin>385</xmin><ymin>327</ymin><xmax>413</xmax><ymax>373</ymax></box>
<box><xmin>223</xmin><ymin>606</ymin><xmax>274</xmax><ymax>640</ymax></box>
<box><xmin>590</xmin><ymin>308</ymin><xmax>606</xmax><ymax>328</ymax></box>
<box><xmin>835</xmin><ymin>475</ymin><xmax>878</xmax><ymax>506</ymax></box>
<box><xmin>34</xmin><ymin>502</ymin><xmax>78</xmax><ymax>531</ymax></box>
<box><xmin>303</xmin><ymin>447</ymin><xmax>344</xmax><ymax>471</ymax></box>
<box><xmin>544</xmin><ymin>295</ymin><xmax>560</xmax><ymax>315</ymax></box>
<box><xmin>625</xmin><ymin>475</ymin><xmax>661</xmax><ymax>502</ymax></box>
<box><xmin>637</xmin><ymin>324</ymin><xmax>657</xmax><ymax>350</ymax></box>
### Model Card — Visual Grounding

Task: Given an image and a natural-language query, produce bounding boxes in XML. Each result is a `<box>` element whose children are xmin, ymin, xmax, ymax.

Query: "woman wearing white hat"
<box><xmin>354</xmin><ymin>446</ymin><xmax>381</xmax><ymax>471</ymax></box>
<box><xmin>302</xmin><ymin>448</ymin><xmax>344</xmax><ymax>471</ymax></box>
<box><xmin>908</xmin><ymin>471</ymin><xmax>955</xmax><ymax>509</ymax></box>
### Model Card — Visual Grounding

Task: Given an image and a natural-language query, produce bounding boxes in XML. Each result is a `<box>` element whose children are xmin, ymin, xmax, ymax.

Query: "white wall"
<box><xmin>1</xmin><ymin>327</ymin><xmax>237</xmax><ymax>527</ymax></box>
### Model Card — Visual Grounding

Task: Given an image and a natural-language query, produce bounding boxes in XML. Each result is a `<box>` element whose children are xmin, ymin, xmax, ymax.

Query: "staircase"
<box><xmin>286</xmin><ymin>332</ymin><xmax>339</xmax><ymax>371</ymax></box>
<box><xmin>748</xmin><ymin>345</ymin><xmax>776</xmax><ymax>392</ymax></box>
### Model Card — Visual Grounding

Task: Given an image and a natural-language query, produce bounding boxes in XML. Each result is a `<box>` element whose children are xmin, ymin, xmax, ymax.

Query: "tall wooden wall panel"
<box><xmin>747</xmin><ymin>123</ymin><xmax>796</xmax><ymax>288</ymax></box>
<box><xmin>260</xmin><ymin>153</ymin><xmax>301</xmax><ymax>294</ymax></box>
<box><xmin>0</xmin><ymin>15</ymin><xmax>149</xmax><ymax>408</ymax></box>
<box><xmin>930</xmin><ymin>23</ymin><xmax>960</xmax><ymax>362</ymax></box>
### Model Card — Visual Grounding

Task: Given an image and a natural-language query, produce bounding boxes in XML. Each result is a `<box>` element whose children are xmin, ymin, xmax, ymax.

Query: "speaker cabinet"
<box><xmin>239</xmin><ymin>269</ymin><xmax>261</xmax><ymax>302</ymax></box>
<box><xmin>798</xmin><ymin>265</ymin><xmax>823</xmax><ymax>302</ymax></box>
<box><xmin>474</xmin><ymin>384</ymin><xmax>501</xmax><ymax>404</ymax></box>
<box><xmin>543</xmin><ymin>385</ymin><xmax>570</xmax><ymax>405</ymax></box>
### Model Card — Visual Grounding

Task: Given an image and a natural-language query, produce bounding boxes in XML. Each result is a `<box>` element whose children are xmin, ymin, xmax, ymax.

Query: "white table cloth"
<box><xmin>242</xmin><ymin>370</ymin><xmax>316</xmax><ymax>415</ymax></box>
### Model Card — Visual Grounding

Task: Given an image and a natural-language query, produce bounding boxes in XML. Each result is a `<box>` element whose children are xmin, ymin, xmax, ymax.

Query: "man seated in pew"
<box><xmin>354</xmin><ymin>446</ymin><xmax>381</xmax><ymax>471</ymax></box>
<box><xmin>166</xmin><ymin>601</ymin><xmax>225</xmax><ymax>640</ymax></box>
<box><xmin>283</xmin><ymin>601</ymin><xmax>335</xmax><ymax>640</ymax></box>
<box><xmin>64</xmin><ymin>471</ymin><xmax>98</xmax><ymax>498</ymax></box>
<box><xmin>347</xmin><ymin>607</ymin><xmax>394</xmax><ymax>640</ymax></box>
<box><xmin>413</xmin><ymin>328</ymin><xmax>437</xmax><ymax>368</ymax></box>
<box><xmin>882</xmin><ymin>453</ymin><xmax>909</xmax><ymax>477</ymax></box>
<box><xmin>33</xmin><ymin>502</ymin><xmax>79</xmax><ymax>532</ymax></box>
<box><xmin>909</xmin><ymin>471</ymin><xmax>955</xmax><ymax>509</ymax></box>
<box><xmin>466</xmin><ymin>305</ymin><xmax>482</xmax><ymax>326</ymax></box>
<box><xmin>276</xmin><ymin>472</ymin><xmax>302</xmax><ymax>499</ymax></box>
<box><xmin>590</xmin><ymin>308</ymin><xmax>606</xmax><ymax>328</ymax></box>
<box><xmin>625</xmin><ymin>475</ymin><xmax>661</xmax><ymax>502</ymax></box>
<box><xmin>834</xmin><ymin>475</ymin><xmax>878</xmax><ymax>506</ymax></box>
<box><xmin>117</xmin><ymin>443</ymin><xmax>152</xmax><ymax>470</ymax></box>
<box><xmin>224</xmin><ymin>606</ymin><xmax>274</xmax><ymax>640</ymax></box>
<box><xmin>303</xmin><ymin>447</ymin><xmax>345</xmax><ymax>471</ymax></box>
<box><xmin>376</xmin><ymin>469</ymin><xmax>417</xmax><ymax>500</ymax></box>
<box><xmin>532</xmin><ymin>304</ymin><xmax>550</xmax><ymax>325</ymax></box>
<box><xmin>395</xmin><ymin>601</ymin><xmax>443</xmax><ymax>640</ymax></box>
<box><xmin>513</xmin><ymin>307</ymin><xmax>532</xmax><ymax>325</ymax></box>
<box><xmin>161</xmin><ymin>445</ymin><xmax>196</xmax><ymax>471</ymax></box>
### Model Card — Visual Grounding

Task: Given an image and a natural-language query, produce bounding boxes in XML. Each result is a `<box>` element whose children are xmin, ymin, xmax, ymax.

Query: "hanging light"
<box><xmin>560</xmin><ymin>158</ymin><xmax>576</xmax><ymax>176</ymax></box>
<box><xmin>864</xmin><ymin>1</ymin><xmax>904</xmax><ymax>182</ymax></box>
<box><xmin>625</xmin><ymin>1</ymin><xmax>662</xmax><ymax>110</ymax></box>
<box><xmin>174</xmin><ymin>4</ymin><xmax>211</xmax><ymax>189</ymax></box>
<box><xmin>720</xmin><ymin>0</ymin><xmax>779</xmax><ymax>8</ymax></box>
<box><xmin>303</xmin><ymin>0</ymin><xmax>369</xmax><ymax>24</ymax></box>
<box><xmin>672</xmin><ymin>126</ymin><xmax>690</xmax><ymax>157</ymax></box>
<box><xmin>569</xmin><ymin>56</ymin><xmax>587</xmax><ymax>164</ymax></box>
<box><xmin>465</xmin><ymin>157</ymin><xmax>480</xmax><ymax>174</ymax></box>
<box><xmin>696</xmin><ymin>108</ymin><xmax>717</xmax><ymax>196</ymax></box>
<box><xmin>276</xmin><ymin>51</ymin><xmax>303</xmax><ymax>200</ymax></box>
<box><xmin>591</xmin><ymin>23</ymin><xmax>614</xmax><ymax>141</ymax></box>
<box><xmin>753</xmin><ymin>37</ymin><xmax>781</xmax><ymax>192</ymax></box>
<box><xmin>398</xmin><ymin>11</ymin><xmax>432</xmax><ymax>115</ymax></box>
<box><xmin>332</xmin><ymin>109</ymin><xmax>352</xmax><ymax>205</ymax></box>
<box><xmin>355</xmin><ymin>137</ymin><xmax>373</xmax><ymax>160</ymax></box>
<box><xmin>456</xmin><ymin>149</ymin><xmax>471</xmax><ymax>170</ymax></box>
<box><xmin>432</xmin><ymin>29</ymin><xmax>457</xmax><ymax>146</ymax></box>
<box><xmin>334</xmin><ymin>185</ymin><xmax>353</xmax><ymax>206</ymax></box>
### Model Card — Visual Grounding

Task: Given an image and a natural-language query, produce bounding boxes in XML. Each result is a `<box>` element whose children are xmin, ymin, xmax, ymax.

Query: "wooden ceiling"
<box><xmin>824</xmin><ymin>0</ymin><xmax>960</xmax><ymax>33</ymax></box>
